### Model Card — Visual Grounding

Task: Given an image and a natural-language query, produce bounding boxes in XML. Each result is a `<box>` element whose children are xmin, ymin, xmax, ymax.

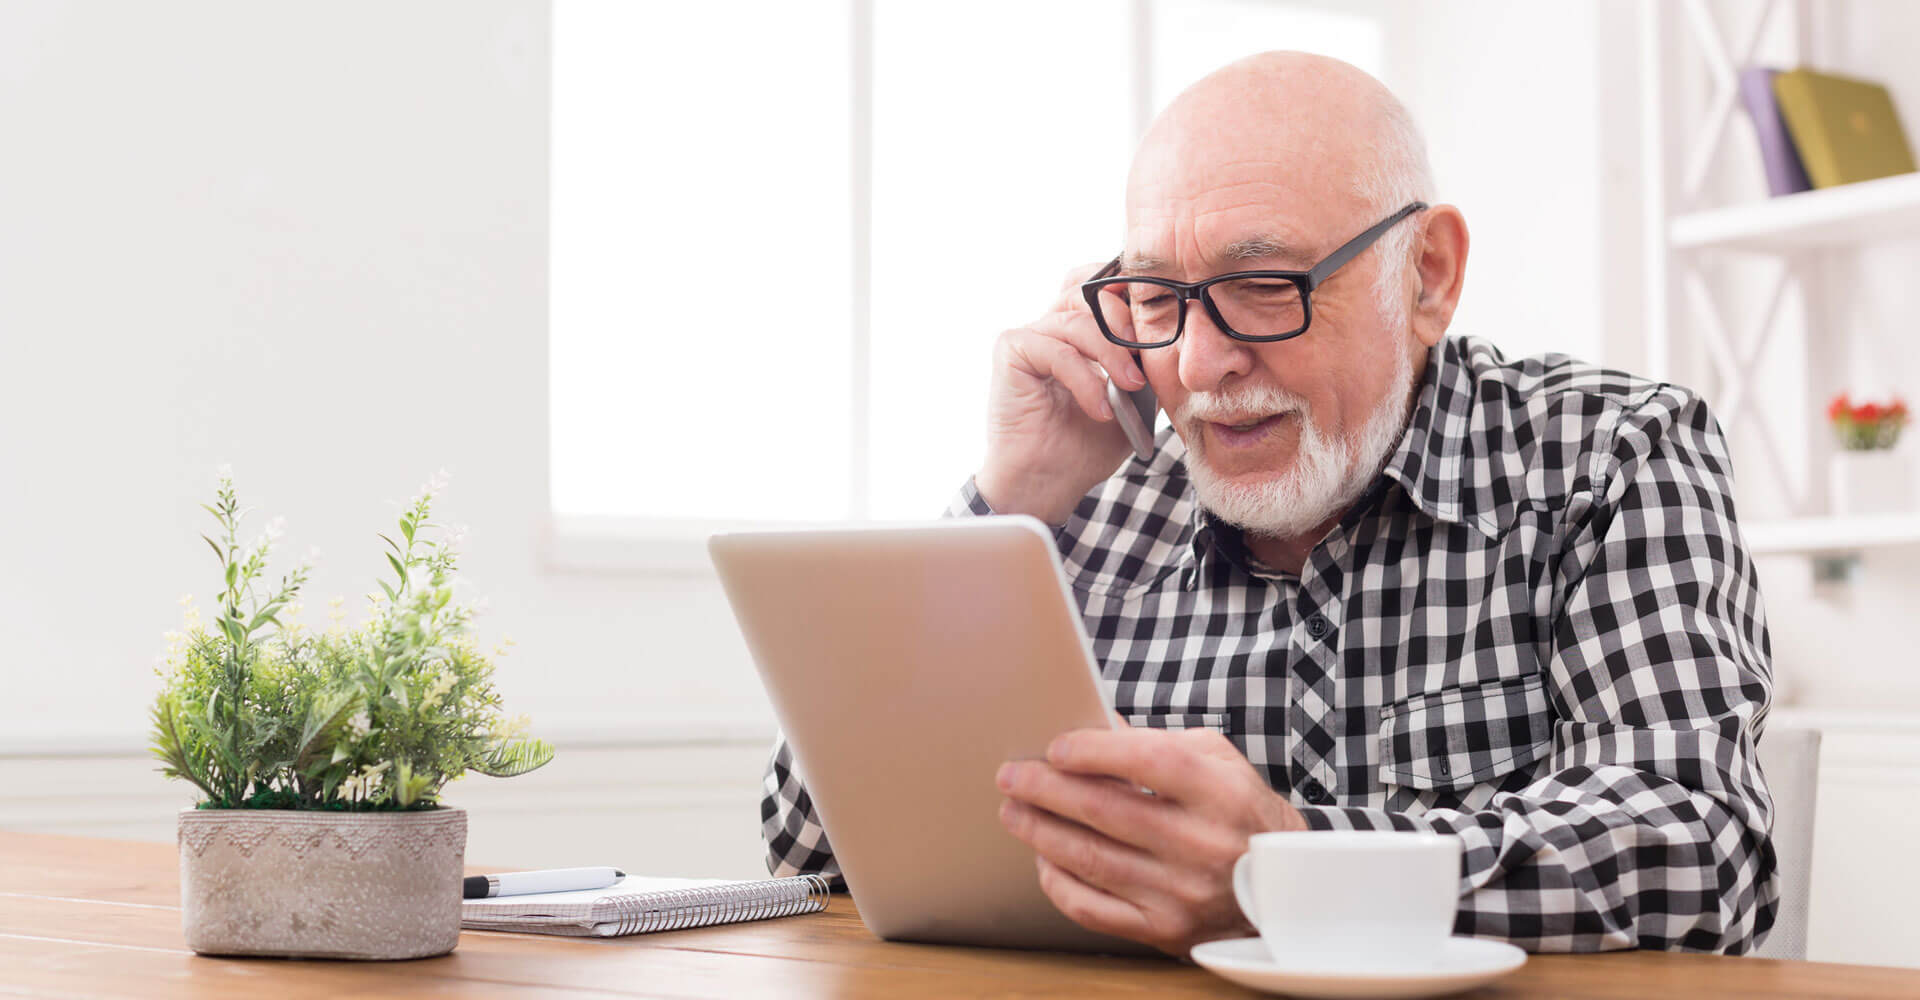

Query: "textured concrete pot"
<box><xmin>178</xmin><ymin>806</ymin><xmax>466</xmax><ymax>959</ymax></box>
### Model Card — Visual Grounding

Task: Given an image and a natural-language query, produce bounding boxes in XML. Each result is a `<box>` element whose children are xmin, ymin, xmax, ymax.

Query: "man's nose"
<box><xmin>1175</xmin><ymin>304</ymin><xmax>1254</xmax><ymax>394</ymax></box>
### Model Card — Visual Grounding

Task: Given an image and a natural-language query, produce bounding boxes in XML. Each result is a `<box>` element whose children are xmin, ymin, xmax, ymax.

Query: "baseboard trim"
<box><xmin>0</xmin><ymin>711</ymin><xmax>778</xmax><ymax>758</ymax></box>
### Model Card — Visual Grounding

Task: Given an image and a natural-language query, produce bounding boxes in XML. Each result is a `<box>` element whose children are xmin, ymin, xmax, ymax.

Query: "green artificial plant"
<box><xmin>150</xmin><ymin>470</ymin><xmax>553</xmax><ymax>810</ymax></box>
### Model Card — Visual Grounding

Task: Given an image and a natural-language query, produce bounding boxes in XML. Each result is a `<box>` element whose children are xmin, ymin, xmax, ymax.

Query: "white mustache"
<box><xmin>1177</xmin><ymin>384</ymin><xmax>1310</xmax><ymax>426</ymax></box>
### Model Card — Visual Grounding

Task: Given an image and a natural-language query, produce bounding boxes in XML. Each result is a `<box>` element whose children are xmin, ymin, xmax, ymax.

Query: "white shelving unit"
<box><xmin>1641</xmin><ymin>0</ymin><xmax>1919</xmax><ymax>562</ymax></box>
<box><xmin>1646</xmin><ymin>13</ymin><xmax>1920</xmax><ymax>970</ymax></box>
<box><xmin>1743</xmin><ymin>511</ymin><xmax>1920</xmax><ymax>556</ymax></box>
<box><xmin>1670</xmin><ymin>170</ymin><xmax>1920</xmax><ymax>252</ymax></box>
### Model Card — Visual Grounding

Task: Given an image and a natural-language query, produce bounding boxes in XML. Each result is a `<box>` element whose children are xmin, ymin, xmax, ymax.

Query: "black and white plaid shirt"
<box><xmin>762</xmin><ymin>334</ymin><xmax>1776</xmax><ymax>954</ymax></box>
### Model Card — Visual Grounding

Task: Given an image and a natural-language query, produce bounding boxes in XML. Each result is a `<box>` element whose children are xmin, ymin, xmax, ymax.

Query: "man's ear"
<box><xmin>1409</xmin><ymin>205</ymin><xmax>1468</xmax><ymax>348</ymax></box>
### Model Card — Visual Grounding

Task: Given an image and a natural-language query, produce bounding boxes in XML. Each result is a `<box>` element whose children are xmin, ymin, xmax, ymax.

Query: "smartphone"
<box><xmin>1089</xmin><ymin>257</ymin><xmax>1159</xmax><ymax>461</ymax></box>
<box><xmin>1106</xmin><ymin>375</ymin><xmax>1158</xmax><ymax>461</ymax></box>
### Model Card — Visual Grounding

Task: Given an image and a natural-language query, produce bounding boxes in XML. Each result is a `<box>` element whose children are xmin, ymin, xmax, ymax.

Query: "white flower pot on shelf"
<box><xmin>1828</xmin><ymin>449</ymin><xmax>1912</xmax><ymax>516</ymax></box>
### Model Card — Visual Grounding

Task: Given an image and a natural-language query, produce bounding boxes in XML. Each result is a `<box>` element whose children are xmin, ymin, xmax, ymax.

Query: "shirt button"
<box><xmin>1305</xmin><ymin>614</ymin><xmax>1332</xmax><ymax>639</ymax></box>
<box><xmin>1301</xmin><ymin>780</ymin><xmax>1331</xmax><ymax>804</ymax></box>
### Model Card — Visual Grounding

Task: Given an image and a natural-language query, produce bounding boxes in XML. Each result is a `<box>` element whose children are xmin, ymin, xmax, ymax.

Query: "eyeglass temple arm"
<box><xmin>1306</xmin><ymin>201</ymin><xmax>1429</xmax><ymax>288</ymax></box>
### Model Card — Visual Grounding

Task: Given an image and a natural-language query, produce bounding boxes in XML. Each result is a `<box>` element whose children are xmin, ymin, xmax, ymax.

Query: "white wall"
<box><xmin>1381</xmin><ymin>0</ymin><xmax>1618</xmax><ymax>370</ymax></box>
<box><xmin>0</xmin><ymin>743</ymin><xmax>774</xmax><ymax>880</ymax></box>
<box><xmin>0</xmin><ymin>1</ymin><xmax>775</xmax><ymax>761</ymax></box>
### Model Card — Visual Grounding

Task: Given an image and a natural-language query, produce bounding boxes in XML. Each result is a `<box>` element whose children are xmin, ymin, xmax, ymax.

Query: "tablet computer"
<box><xmin>710</xmin><ymin>516</ymin><xmax>1152</xmax><ymax>955</ymax></box>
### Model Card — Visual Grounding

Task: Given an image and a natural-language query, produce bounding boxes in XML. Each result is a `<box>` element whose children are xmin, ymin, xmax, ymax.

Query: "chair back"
<box><xmin>1753</xmin><ymin>725</ymin><xmax>1821</xmax><ymax>960</ymax></box>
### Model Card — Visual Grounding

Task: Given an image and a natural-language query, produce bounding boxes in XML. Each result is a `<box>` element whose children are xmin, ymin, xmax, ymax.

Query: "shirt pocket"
<box><xmin>1377</xmin><ymin>674</ymin><xmax>1552</xmax><ymax>792</ymax></box>
<box><xmin>1123</xmin><ymin>712</ymin><xmax>1233</xmax><ymax>735</ymax></box>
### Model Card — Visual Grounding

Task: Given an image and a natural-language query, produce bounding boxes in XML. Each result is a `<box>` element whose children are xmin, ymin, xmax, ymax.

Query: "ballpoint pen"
<box><xmin>463</xmin><ymin>866</ymin><xmax>626</xmax><ymax>899</ymax></box>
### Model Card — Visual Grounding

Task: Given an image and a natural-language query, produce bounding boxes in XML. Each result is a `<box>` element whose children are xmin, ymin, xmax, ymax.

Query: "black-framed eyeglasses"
<box><xmin>1080</xmin><ymin>201</ymin><xmax>1427</xmax><ymax>348</ymax></box>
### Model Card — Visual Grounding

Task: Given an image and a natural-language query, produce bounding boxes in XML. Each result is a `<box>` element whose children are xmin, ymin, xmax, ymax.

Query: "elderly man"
<box><xmin>762</xmin><ymin>51</ymin><xmax>1775</xmax><ymax>957</ymax></box>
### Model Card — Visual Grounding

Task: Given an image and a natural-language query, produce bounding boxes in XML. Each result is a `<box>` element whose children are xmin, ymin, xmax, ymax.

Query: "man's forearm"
<box><xmin>1296</xmin><ymin>762</ymin><xmax>1775</xmax><ymax>953</ymax></box>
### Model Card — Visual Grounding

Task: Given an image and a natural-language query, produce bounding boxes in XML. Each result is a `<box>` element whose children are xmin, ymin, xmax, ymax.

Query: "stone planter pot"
<box><xmin>1828</xmin><ymin>449</ymin><xmax>1911</xmax><ymax>516</ymax></box>
<box><xmin>178</xmin><ymin>806</ymin><xmax>466</xmax><ymax>959</ymax></box>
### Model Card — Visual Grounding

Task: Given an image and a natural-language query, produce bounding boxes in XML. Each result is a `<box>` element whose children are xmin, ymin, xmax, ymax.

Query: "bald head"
<box><xmin>1123</xmin><ymin>51</ymin><xmax>1432</xmax><ymax>286</ymax></box>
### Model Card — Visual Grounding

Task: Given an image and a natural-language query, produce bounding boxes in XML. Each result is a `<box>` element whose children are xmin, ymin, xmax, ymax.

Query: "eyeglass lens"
<box><xmin>1091</xmin><ymin>277</ymin><xmax>1305</xmax><ymax>346</ymax></box>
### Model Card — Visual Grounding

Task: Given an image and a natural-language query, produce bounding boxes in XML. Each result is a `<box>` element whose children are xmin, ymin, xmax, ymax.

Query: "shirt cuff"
<box><xmin>947</xmin><ymin>476</ymin><xmax>997</xmax><ymax>517</ymax></box>
<box><xmin>1296</xmin><ymin>804</ymin><xmax>1441</xmax><ymax>833</ymax></box>
<box><xmin>949</xmin><ymin>476</ymin><xmax>1081</xmax><ymax>554</ymax></box>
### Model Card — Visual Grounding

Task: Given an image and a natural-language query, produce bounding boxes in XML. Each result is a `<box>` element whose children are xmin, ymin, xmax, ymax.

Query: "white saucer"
<box><xmin>1189</xmin><ymin>936</ymin><xmax>1527</xmax><ymax>999</ymax></box>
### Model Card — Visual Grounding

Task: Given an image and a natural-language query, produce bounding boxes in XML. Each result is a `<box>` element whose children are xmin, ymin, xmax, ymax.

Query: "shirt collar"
<box><xmin>1378</xmin><ymin>336</ymin><xmax>1491</xmax><ymax>535</ymax></box>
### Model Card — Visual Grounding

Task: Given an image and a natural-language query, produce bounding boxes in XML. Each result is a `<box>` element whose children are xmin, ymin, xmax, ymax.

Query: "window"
<box><xmin>549</xmin><ymin>0</ymin><xmax>853</xmax><ymax>522</ymax></box>
<box><xmin>551</xmin><ymin>0</ymin><xmax>1384</xmax><ymax>531</ymax></box>
<box><xmin>867</xmin><ymin>0</ymin><xmax>1132</xmax><ymax>518</ymax></box>
<box><xmin>1149</xmin><ymin>0</ymin><xmax>1381</xmax><ymax>112</ymax></box>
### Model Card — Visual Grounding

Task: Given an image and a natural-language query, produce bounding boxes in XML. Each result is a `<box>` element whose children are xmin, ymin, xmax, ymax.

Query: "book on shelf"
<box><xmin>1739</xmin><ymin>67</ymin><xmax>1813</xmax><ymax>197</ymax></box>
<box><xmin>462</xmin><ymin>873</ymin><xmax>832</xmax><ymax>938</ymax></box>
<box><xmin>1772</xmin><ymin>67</ymin><xmax>1917</xmax><ymax>189</ymax></box>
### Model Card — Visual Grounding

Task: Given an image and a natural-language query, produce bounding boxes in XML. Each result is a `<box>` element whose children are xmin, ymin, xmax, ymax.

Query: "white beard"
<box><xmin>1179</xmin><ymin>339</ymin><xmax>1419</xmax><ymax>542</ymax></box>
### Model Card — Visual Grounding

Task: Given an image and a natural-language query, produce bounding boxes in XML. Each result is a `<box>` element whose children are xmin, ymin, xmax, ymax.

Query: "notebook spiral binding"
<box><xmin>601</xmin><ymin>874</ymin><xmax>832</xmax><ymax>935</ymax></box>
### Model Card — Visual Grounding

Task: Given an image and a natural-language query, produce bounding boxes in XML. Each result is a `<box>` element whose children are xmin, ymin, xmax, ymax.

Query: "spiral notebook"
<box><xmin>461</xmin><ymin>874</ymin><xmax>832</xmax><ymax>937</ymax></box>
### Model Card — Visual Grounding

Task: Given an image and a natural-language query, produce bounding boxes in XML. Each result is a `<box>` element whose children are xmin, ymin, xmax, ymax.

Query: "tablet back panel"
<box><xmin>710</xmin><ymin>517</ymin><xmax>1149</xmax><ymax>954</ymax></box>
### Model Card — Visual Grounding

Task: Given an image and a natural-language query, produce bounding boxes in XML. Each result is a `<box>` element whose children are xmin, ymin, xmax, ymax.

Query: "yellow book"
<box><xmin>1772</xmin><ymin>68</ymin><xmax>1917</xmax><ymax>188</ymax></box>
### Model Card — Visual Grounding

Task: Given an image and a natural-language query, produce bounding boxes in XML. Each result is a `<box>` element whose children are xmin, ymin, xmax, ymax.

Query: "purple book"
<box><xmin>1739</xmin><ymin>66</ymin><xmax>1813</xmax><ymax>196</ymax></box>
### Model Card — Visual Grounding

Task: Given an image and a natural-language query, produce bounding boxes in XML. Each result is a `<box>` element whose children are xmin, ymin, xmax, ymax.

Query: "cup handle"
<box><xmin>1232</xmin><ymin>852</ymin><xmax>1259</xmax><ymax>931</ymax></box>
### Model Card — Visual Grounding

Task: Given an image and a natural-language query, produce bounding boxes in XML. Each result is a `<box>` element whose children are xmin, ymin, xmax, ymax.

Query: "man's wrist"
<box><xmin>1264</xmin><ymin>789</ymin><xmax>1311</xmax><ymax>833</ymax></box>
<box><xmin>974</xmin><ymin>465</ymin><xmax>1077</xmax><ymax>526</ymax></box>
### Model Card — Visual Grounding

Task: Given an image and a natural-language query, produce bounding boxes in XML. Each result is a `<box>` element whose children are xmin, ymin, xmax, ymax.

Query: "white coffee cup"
<box><xmin>1231</xmin><ymin>830</ymin><xmax>1462</xmax><ymax>972</ymax></box>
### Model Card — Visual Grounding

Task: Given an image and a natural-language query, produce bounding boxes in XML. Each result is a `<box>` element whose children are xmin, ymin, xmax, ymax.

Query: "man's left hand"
<box><xmin>995</xmin><ymin>723</ymin><xmax>1307</xmax><ymax>957</ymax></box>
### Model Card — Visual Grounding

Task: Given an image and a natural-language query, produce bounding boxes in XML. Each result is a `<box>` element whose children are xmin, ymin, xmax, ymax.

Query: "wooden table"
<box><xmin>5</xmin><ymin>832</ymin><xmax>1918</xmax><ymax>998</ymax></box>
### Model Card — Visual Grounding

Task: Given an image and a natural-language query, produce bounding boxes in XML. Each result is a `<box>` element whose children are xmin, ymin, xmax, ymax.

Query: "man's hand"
<box><xmin>975</xmin><ymin>263</ymin><xmax>1151</xmax><ymax>525</ymax></box>
<box><xmin>994</xmin><ymin>724</ymin><xmax>1307</xmax><ymax>957</ymax></box>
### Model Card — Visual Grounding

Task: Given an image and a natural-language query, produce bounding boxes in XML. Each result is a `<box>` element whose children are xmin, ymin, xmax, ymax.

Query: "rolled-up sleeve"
<box><xmin>760</xmin><ymin>733</ymin><xmax>844</xmax><ymax>886</ymax></box>
<box><xmin>1298</xmin><ymin>388</ymin><xmax>1777</xmax><ymax>953</ymax></box>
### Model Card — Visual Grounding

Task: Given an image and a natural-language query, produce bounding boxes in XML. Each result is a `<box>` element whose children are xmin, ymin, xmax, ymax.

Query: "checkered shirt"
<box><xmin>761</xmin><ymin>333</ymin><xmax>1777</xmax><ymax>954</ymax></box>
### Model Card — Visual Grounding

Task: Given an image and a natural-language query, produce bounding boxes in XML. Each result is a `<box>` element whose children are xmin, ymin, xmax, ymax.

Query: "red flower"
<box><xmin>1893</xmin><ymin>398</ymin><xmax>1910</xmax><ymax>419</ymax></box>
<box><xmin>1858</xmin><ymin>403</ymin><xmax>1883</xmax><ymax>422</ymax></box>
<box><xmin>1829</xmin><ymin>394</ymin><xmax>1851</xmax><ymax>421</ymax></box>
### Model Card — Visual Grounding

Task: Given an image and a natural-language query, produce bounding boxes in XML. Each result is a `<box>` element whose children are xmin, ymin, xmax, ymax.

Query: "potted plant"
<box><xmin>150</xmin><ymin>470</ymin><xmax>553</xmax><ymax>959</ymax></box>
<box><xmin>1826</xmin><ymin>394</ymin><xmax>1911</xmax><ymax>515</ymax></box>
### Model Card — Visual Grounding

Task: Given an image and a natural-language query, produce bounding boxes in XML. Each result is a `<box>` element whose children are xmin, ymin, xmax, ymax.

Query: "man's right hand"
<box><xmin>975</xmin><ymin>262</ymin><xmax>1154</xmax><ymax>526</ymax></box>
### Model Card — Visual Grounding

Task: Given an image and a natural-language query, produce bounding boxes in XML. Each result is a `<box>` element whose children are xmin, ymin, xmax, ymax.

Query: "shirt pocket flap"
<box><xmin>1377</xmin><ymin>674</ymin><xmax>1552</xmax><ymax>791</ymax></box>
